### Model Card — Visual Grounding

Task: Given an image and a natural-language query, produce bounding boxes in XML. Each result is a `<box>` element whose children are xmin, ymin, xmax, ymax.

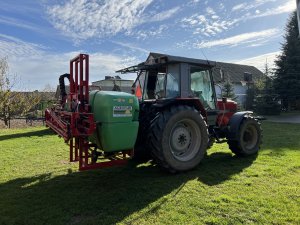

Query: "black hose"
<box><xmin>59</xmin><ymin>73</ymin><xmax>70</xmax><ymax>101</ymax></box>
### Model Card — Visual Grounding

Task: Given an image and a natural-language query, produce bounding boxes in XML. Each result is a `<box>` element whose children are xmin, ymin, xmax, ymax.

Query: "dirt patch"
<box><xmin>0</xmin><ymin>119</ymin><xmax>44</xmax><ymax>129</ymax></box>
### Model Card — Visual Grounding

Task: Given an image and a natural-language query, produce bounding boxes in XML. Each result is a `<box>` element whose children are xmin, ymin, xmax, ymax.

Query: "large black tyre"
<box><xmin>132</xmin><ymin>104</ymin><xmax>158</xmax><ymax>161</ymax></box>
<box><xmin>149</xmin><ymin>105</ymin><xmax>208</xmax><ymax>173</ymax></box>
<box><xmin>228</xmin><ymin>116</ymin><xmax>262</xmax><ymax>156</ymax></box>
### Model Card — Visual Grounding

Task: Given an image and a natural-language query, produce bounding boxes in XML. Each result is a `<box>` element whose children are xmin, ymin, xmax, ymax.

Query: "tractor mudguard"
<box><xmin>226</xmin><ymin>111</ymin><xmax>253</xmax><ymax>140</ymax></box>
<box><xmin>153</xmin><ymin>98</ymin><xmax>207</xmax><ymax>120</ymax></box>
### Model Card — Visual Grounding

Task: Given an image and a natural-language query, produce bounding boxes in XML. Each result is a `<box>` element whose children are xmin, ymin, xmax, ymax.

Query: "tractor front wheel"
<box><xmin>228</xmin><ymin>116</ymin><xmax>262</xmax><ymax>156</ymax></box>
<box><xmin>149</xmin><ymin>105</ymin><xmax>208</xmax><ymax>173</ymax></box>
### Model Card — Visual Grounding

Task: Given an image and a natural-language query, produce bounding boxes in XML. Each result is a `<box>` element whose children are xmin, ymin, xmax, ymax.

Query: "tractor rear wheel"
<box><xmin>228</xmin><ymin>116</ymin><xmax>262</xmax><ymax>156</ymax></box>
<box><xmin>133</xmin><ymin>104</ymin><xmax>158</xmax><ymax>161</ymax></box>
<box><xmin>149</xmin><ymin>105</ymin><xmax>208</xmax><ymax>173</ymax></box>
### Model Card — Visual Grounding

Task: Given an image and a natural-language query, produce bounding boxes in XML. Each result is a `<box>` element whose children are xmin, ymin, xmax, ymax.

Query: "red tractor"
<box><xmin>46</xmin><ymin>53</ymin><xmax>262</xmax><ymax>173</ymax></box>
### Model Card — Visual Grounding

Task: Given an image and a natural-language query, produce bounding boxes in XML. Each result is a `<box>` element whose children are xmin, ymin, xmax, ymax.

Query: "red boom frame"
<box><xmin>45</xmin><ymin>54</ymin><xmax>131</xmax><ymax>171</ymax></box>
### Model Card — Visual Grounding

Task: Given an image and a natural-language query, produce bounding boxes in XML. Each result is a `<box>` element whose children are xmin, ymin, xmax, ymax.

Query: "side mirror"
<box><xmin>222</xmin><ymin>97</ymin><xmax>227</xmax><ymax>103</ymax></box>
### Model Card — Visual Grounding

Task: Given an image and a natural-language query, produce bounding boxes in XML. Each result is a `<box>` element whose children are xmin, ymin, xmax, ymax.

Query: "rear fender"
<box><xmin>153</xmin><ymin>98</ymin><xmax>207</xmax><ymax>120</ymax></box>
<box><xmin>226</xmin><ymin>111</ymin><xmax>253</xmax><ymax>140</ymax></box>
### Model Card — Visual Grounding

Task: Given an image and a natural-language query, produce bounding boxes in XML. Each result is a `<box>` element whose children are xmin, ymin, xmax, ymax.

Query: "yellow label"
<box><xmin>129</xmin><ymin>99</ymin><xmax>133</xmax><ymax>104</ymax></box>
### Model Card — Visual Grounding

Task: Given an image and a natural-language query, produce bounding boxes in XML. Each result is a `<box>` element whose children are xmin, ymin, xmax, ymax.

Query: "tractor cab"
<box><xmin>117</xmin><ymin>52</ymin><xmax>219</xmax><ymax>125</ymax></box>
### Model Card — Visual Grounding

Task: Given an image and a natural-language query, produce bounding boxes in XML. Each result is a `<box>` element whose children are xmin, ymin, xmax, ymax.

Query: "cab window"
<box><xmin>190</xmin><ymin>67</ymin><xmax>216</xmax><ymax>109</ymax></box>
<box><xmin>143</xmin><ymin>67</ymin><xmax>167</xmax><ymax>100</ymax></box>
<box><xmin>166</xmin><ymin>64</ymin><xmax>180</xmax><ymax>98</ymax></box>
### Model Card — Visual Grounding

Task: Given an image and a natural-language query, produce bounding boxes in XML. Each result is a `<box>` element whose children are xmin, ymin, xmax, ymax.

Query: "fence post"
<box><xmin>8</xmin><ymin>106</ymin><xmax>10</xmax><ymax>129</ymax></box>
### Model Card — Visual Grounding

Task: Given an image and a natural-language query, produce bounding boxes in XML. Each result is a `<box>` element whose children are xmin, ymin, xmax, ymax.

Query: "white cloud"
<box><xmin>235</xmin><ymin>51</ymin><xmax>281</xmax><ymax>71</ymax></box>
<box><xmin>145</xmin><ymin>6</ymin><xmax>180</xmax><ymax>22</ymax></box>
<box><xmin>131</xmin><ymin>25</ymin><xmax>168</xmax><ymax>40</ymax></box>
<box><xmin>252</xmin><ymin>1</ymin><xmax>296</xmax><ymax>18</ymax></box>
<box><xmin>232</xmin><ymin>3</ymin><xmax>247</xmax><ymax>12</ymax></box>
<box><xmin>47</xmin><ymin>0</ymin><xmax>153</xmax><ymax>40</ymax></box>
<box><xmin>195</xmin><ymin>28</ymin><xmax>280</xmax><ymax>48</ymax></box>
<box><xmin>254</xmin><ymin>0</ymin><xmax>274</xmax><ymax>3</ymax></box>
<box><xmin>219</xmin><ymin>3</ymin><xmax>225</xmax><ymax>10</ymax></box>
<box><xmin>186</xmin><ymin>0</ymin><xmax>200</xmax><ymax>6</ymax></box>
<box><xmin>0</xmin><ymin>34</ymin><xmax>139</xmax><ymax>90</ymax></box>
<box><xmin>231</xmin><ymin>0</ymin><xmax>277</xmax><ymax>12</ymax></box>
<box><xmin>0</xmin><ymin>34</ymin><xmax>45</xmax><ymax>57</ymax></box>
<box><xmin>181</xmin><ymin>12</ymin><xmax>238</xmax><ymax>37</ymax></box>
<box><xmin>182</xmin><ymin>1</ymin><xmax>293</xmax><ymax>42</ymax></box>
<box><xmin>232</xmin><ymin>0</ymin><xmax>295</xmax><ymax>18</ymax></box>
<box><xmin>111</xmin><ymin>40</ymin><xmax>149</xmax><ymax>53</ymax></box>
<box><xmin>0</xmin><ymin>16</ymin><xmax>39</xmax><ymax>32</ymax></box>
<box><xmin>47</xmin><ymin>0</ymin><xmax>178</xmax><ymax>41</ymax></box>
<box><xmin>206</xmin><ymin>7</ymin><xmax>215</xmax><ymax>15</ymax></box>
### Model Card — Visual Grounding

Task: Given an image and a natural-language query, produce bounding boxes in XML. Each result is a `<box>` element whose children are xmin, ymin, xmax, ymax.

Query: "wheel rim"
<box><xmin>169</xmin><ymin>119</ymin><xmax>201</xmax><ymax>161</ymax></box>
<box><xmin>242</xmin><ymin>124</ymin><xmax>258</xmax><ymax>151</ymax></box>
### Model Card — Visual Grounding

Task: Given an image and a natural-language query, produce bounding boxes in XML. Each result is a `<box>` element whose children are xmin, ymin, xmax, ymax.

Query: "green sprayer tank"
<box><xmin>89</xmin><ymin>91</ymin><xmax>139</xmax><ymax>152</ymax></box>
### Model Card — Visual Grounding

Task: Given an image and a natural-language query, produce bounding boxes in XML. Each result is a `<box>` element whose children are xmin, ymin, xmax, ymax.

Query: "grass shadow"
<box><xmin>0</xmin><ymin>152</ymin><xmax>256</xmax><ymax>225</ymax></box>
<box><xmin>195</xmin><ymin>152</ymin><xmax>257</xmax><ymax>186</ymax></box>
<box><xmin>0</xmin><ymin>128</ymin><xmax>53</xmax><ymax>141</ymax></box>
<box><xmin>0</xmin><ymin>164</ymin><xmax>180</xmax><ymax>225</ymax></box>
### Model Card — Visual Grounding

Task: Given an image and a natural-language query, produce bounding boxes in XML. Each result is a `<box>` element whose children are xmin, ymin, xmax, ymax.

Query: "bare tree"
<box><xmin>40</xmin><ymin>83</ymin><xmax>56</xmax><ymax>102</ymax></box>
<box><xmin>0</xmin><ymin>57</ymin><xmax>41</xmax><ymax>127</ymax></box>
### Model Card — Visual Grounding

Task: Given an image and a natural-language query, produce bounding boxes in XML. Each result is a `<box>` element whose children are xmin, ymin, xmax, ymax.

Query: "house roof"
<box><xmin>212</xmin><ymin>62</ymin><xmax>264</xmax><ymax>83</ymax></box>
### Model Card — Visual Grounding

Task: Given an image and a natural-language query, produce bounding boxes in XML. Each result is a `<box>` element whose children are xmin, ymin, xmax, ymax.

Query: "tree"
<box><xmin>220</xmin><ymin>79</ymin><xmax>237</xmax><ymax>100</ymax></box>
<box><xmin>40</xmin><ymin>83</ymin><xmax>56</xmax><ymax>103</ymax></box>
<box><xmin>274</xmin><ymin>11</ymin><xmax>300</xmax><ymax>110</ymax></box>
<box><xmin>35</xmin><ymin>84</ymin><xmax>56</xmax><ymax>115</ymax></box>
<box><xmin>0</xmin><ymin>57</ymin><xmax>41</xmax><ymax>127</ymax></box>
<box><xmin>253</xmin><ymin>62</ymin><xmax>281</xmax><ymax>115</ymax></box>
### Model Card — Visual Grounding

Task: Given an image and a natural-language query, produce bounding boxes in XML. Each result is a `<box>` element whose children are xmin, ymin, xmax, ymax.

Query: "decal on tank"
<box><xmin>113</xmin><ymin>98</ymin><xmax>126</xmax><ymax>103</ymax></box>
<box><xmin>113</xmin><ymin>106</ymin><xmax>133</xmax><ymax>117</ymax></box>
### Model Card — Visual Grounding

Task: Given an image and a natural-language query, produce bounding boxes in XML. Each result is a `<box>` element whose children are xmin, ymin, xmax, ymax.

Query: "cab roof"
<box><xmin>147</xmin><ymin>52</ymin><xmax>216</xmax><ymax>66</ymax></box>
<box><xmin>116</xmin><ymin>52</ymin><xmax>216</xmax><ymax>73</ymax></box>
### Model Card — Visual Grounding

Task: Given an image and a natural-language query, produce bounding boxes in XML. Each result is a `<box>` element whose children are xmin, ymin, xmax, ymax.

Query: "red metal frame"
<box><xmin>45</xmin><ymin>54</ymin><xmax>131</xmax><ymax>171</ymax></box>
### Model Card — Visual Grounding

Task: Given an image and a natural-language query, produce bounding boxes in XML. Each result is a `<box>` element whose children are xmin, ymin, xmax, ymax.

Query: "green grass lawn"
<box><xmin>0</xmin><ymin>122</ymin><xmax>299</xmax><ymax>225</ymax></box>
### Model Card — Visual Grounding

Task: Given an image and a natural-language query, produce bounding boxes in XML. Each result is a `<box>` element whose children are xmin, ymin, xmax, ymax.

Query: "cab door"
<box><xmin>189</xmin><ymin>66</ymin><xmax>218</xmax><ymax>125</ymax></box>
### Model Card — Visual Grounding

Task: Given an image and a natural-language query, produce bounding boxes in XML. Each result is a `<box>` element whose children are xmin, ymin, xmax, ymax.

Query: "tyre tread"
<box><xmin>149</xmin><ymin>105</ymin><xmax>207</xmax><ymax>173</ymax></box>
<box><xmin>228</xmin><ymin>116</ymin><xmax>262</xmax><ymax>156</ymax></box>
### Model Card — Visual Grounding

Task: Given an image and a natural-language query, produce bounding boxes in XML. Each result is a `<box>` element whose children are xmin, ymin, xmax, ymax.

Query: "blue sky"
<box><xmin>0</xmin><ymin>0</ymin><xmax>296</xmax><ymax>90</ymax></box>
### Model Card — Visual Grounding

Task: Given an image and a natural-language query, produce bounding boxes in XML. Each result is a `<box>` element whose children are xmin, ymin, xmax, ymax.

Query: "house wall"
<box><xmin>92</xmin><ymin>80</ymin><xmax>133</xmax><ymax>87</ymax></box>
<box><xmin>92</xmin><ymin>80</ymin><xmax>133</xmax><ymax>93</ymax></box>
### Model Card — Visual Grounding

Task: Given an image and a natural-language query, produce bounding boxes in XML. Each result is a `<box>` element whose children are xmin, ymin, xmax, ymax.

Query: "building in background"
<box><xmin>55</xmin><ymin>76</ymin><xmax>134</xmax><ymax>99</ymax></box>
<box><xmin>212</xmin><ymin>62</ymin><xmax>264</xmax><ymax>106</ymax></box>
<box><xmin>92</xmin><ymin>76</ymin><xmax>133</xmax><ymax>93</ymax></box>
